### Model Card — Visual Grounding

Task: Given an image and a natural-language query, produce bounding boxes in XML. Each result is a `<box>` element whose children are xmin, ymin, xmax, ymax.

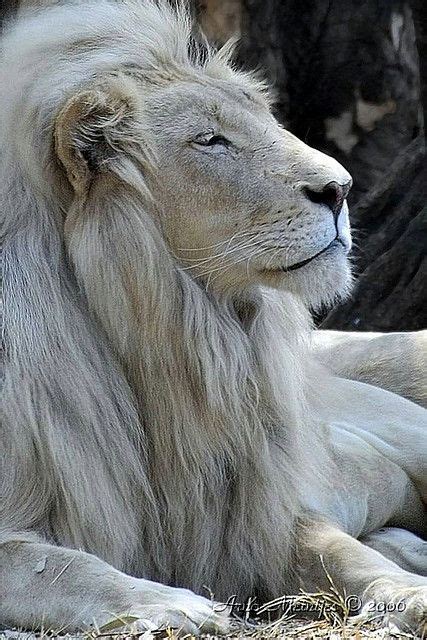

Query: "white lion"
<box><xmin>1</xmin><ymin>0</ymin><xmax>426</xmax><ymax>635</ymax></box>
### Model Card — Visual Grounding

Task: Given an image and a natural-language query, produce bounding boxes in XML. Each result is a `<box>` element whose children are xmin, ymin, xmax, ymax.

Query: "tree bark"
<box><xmin>412</xmin><ymin>0</ymin><xmax>427</xmax><ymax>137</ymax></box>
<box><xmin>323</xmin><ymin>137</ymin><xmax>427</xmax><ymax>331</ymax></box>
<box><xmin>0</xmin><ymin>0</ymin><xmax>19</xmax><ymax>28</ymax></box>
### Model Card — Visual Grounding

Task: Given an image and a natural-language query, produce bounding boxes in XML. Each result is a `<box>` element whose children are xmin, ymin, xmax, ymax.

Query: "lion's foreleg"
<box><xmin>299</xmin><ymin>519</ymin><xmax>427</xmax><ymax>632</ymax></box>
<box><xmin>0</xmin><ymin>533</ymin><xmax>229</xmax><ymax>634</ymax></box>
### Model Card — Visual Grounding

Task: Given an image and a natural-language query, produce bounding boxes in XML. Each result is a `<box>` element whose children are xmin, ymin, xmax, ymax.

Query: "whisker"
<box><xmin>202</xmin><ymin>243</ymin><xmax>263</xmax><ymax>286</ymax></box>
<box><xmin>205</xmin><ymin>244</ymin><xmax>269</xmax><ymax>290</ymax></box>
<box><xmin>175</xmin><ymin>229</ymin><xmax>255</xmax><ymax>253</ymax></box>
<box><xmin>264</xmin><ymin>243</ymin><xmax>290</xmax><ymax>270</ymax></box>
<box><xmin>178</xmin><ymin>223</ymin><xmax>301</xmax><ymax>288</ymax></box>
<box><xmin>185</xmin><ymin>234</ymin><xmax>266</xmax><ymax>277</ymax></box>
<box><xmin>178</xmin><ymin>232</ymin><xmax>263</xmax><ymax>272</ymax></box>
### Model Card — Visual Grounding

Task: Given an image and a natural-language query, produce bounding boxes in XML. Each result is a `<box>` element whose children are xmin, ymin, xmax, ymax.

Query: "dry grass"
<box><xmin>1</xmin><ymin>586</ymin><xmax>422</xmax><ymax>640</ymax></box>
<box><xmin>0</xmin><ymin>620</ymin><xmax>418</xmax><ymax>640</ymax></box>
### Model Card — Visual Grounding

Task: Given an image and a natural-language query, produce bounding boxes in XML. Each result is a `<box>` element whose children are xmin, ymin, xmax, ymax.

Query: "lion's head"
<box><xmin>4</xmin><ymin>0</ymin><xmax>352</xmax><ymax>314</ymax></box>
<box><xmin>133</xmin><ymin>75</ymin><xmax>353</xmax><ymax>307</ymax></box>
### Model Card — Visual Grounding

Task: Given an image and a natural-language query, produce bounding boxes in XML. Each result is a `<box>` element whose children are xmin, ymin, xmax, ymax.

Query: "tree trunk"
<box><xmin>323</xmin><ymin>137</ymin><xmax>427</xmax><ymax>331</ymax></box>
<box><xmin>1</xmin><ymin>0</ymin><xmax>19</xmax><ymax>28</ymax></box>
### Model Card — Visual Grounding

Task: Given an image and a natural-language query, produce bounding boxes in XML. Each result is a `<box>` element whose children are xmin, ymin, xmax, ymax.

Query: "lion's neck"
<box><xmin>123</xmin><ymin>273</ymin><xmax>310</xmax><ymax>458</ymax></box>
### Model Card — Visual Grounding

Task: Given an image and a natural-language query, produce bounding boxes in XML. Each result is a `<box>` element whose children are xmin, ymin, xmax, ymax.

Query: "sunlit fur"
<box><xmin>0</xmin><ymin>0</ymin><xmax>402</xmax><ymax>612</ymax></box>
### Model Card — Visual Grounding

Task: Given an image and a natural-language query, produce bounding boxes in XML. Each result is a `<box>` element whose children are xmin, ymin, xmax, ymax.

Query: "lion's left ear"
<box><xmin>54</xmin><ymin>75</ymin><xmax>142</xmax><ymax>195</ymax></box>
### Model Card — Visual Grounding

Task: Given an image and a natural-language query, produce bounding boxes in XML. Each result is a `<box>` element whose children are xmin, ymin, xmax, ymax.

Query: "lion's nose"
<box><xmin>304</xmin><ymin>180</ymin><xmax>352</xmax><ymax>221</ymax></box>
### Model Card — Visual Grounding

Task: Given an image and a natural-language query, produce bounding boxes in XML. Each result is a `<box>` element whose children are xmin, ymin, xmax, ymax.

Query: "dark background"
<box><xmin>2</xmin><ymin>0</ymin><xmax>426</xmax><ymax>331</ymax></box>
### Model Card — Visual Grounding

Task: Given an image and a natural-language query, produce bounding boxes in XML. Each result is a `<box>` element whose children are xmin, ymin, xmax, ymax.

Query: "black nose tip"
<box><xmin>305</xmin><ymin>180</ymin><xmax>352</xmax><ymax>219</ymax></box>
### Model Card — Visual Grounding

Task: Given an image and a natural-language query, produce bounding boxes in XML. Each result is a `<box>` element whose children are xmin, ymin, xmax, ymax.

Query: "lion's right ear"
<box><xmin>54</xmin><ymin>76</ymin><xmax>143</xmax><ymax>195</ymax></box>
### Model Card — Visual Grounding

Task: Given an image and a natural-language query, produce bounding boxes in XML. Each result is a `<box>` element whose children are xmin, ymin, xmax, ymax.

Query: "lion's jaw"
<box><xmin>145</xmin><ymin>81</ymin><xmax>353</xmax><ymax>310</ymax></box>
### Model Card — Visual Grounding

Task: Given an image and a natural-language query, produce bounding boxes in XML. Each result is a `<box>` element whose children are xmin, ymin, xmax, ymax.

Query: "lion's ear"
<box><xmin>54</xmin><ymin>76</ymin><xmax>141</xmax><ymax>194</ymax></box>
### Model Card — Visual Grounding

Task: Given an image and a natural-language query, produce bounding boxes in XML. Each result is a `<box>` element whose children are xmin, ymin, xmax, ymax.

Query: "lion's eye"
<box><xmin>193</xmin><ymin>133</ymin><xmax>230</xmax><ymax>148</ymax></box>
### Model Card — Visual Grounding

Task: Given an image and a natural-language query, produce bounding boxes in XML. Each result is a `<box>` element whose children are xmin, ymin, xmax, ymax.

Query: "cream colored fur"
<box><xmin>312</xmin><ymin>330</ymin><xmax>427</xmax><ymax>408</ymax></box>
<box><xmin>1</xmin><ymin>0</ymin><xmax>426</xmax><ymax>635</ymax></box>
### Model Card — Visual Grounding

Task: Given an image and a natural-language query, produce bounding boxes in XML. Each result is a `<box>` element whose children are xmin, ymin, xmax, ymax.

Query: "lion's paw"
<box><xmin>124</xmin><ymin>589</ymin><xmax>230</xmax><ymax>636</ymax></box>
<box><xmin>357</xmin><ymin>581</ymin><xmax>427</xmax><ymax>636</ymax></box>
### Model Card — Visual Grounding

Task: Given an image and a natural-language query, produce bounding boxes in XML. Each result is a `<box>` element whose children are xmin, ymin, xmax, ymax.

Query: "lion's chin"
<box><xmin>259</xmin><ymin>244</ymin><xmax>353</xmax><ymax>311</ymax></box>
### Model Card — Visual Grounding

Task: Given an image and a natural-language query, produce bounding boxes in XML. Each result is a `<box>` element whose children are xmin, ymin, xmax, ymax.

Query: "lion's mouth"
<box><xmin>267</xmin><ymin>237</ymin><xmax>344</xmax><ymax>274</ymax></box>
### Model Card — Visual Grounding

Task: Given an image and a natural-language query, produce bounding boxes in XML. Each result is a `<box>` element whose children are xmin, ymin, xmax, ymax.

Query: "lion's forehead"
<box><xmin>147</xmin><ymin>79</ymin><xmax>272</xmax><ymax>133</ymax></box>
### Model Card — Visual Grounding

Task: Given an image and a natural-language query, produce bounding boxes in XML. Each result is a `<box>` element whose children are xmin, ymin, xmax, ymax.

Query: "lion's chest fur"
<box><xmin>113</xmin><ymin>289</ymin><xmax>313</xmax><ymax>598</ymax></box>
<box><xmin>135</xmin><ymin>384</ymin><xmax>304</xmax><ymax>599</ymax></box>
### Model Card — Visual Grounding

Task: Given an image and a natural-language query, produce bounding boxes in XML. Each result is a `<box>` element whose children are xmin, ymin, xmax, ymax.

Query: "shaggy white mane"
<box><xmin>1</xmin><ymin>0</ymin><xmax>328</xmax><ymax>603</ymax></box>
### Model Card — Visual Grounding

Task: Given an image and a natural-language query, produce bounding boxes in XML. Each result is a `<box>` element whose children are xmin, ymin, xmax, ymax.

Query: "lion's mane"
<box><xmin>1</xmin><ymin>0</ymin><xmax>327</xmax><ymax>602</ymax></box>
